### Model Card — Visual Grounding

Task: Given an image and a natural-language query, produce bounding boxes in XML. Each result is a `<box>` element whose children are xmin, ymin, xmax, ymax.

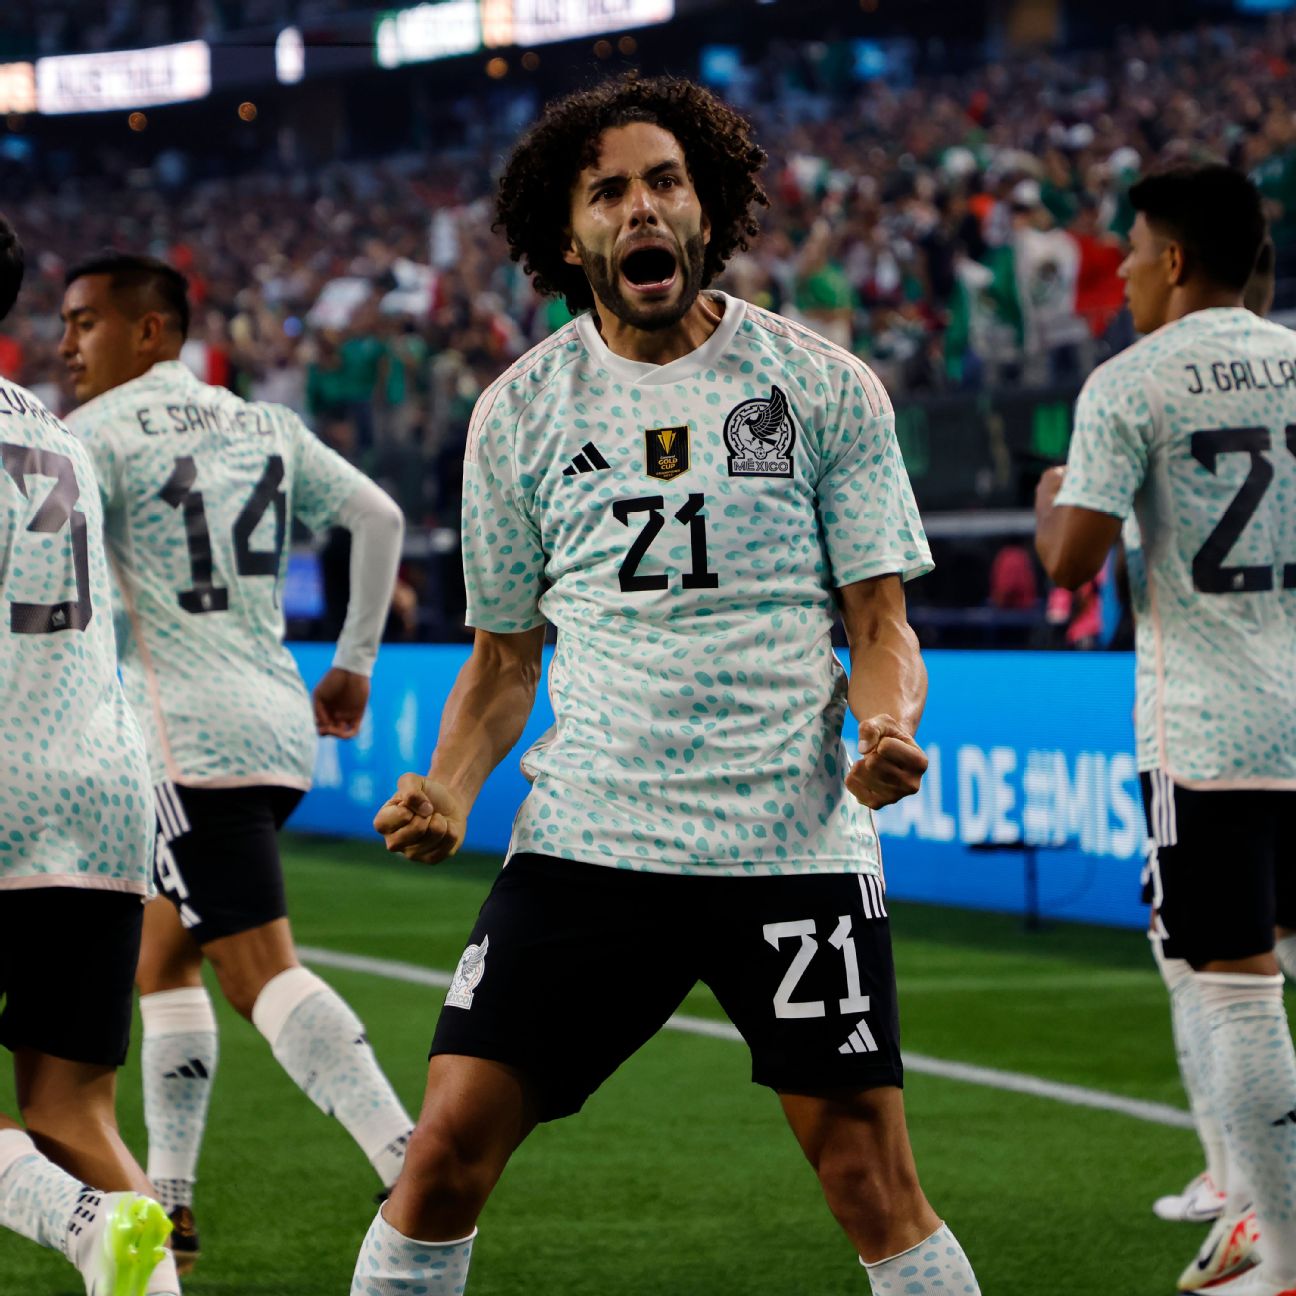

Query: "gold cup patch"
<box><xmin>645</xmin><ymin>424</ymin><xmax>691</xmax><ymax>481</ymax></box>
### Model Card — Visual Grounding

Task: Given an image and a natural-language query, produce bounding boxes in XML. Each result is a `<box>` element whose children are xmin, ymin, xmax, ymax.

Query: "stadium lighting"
<box><xmin>374</xmin><ymin>1</ymin><xmax>482</xmax><ymax>68</ymax></box>
<box><xmin>36</xmin><ymin>41</ymin><xmax>211</xmax><ymax>114</ymax></box>
<box><xmin>0</xmin><ymin>63</ymin><xmax>36</xmax><ymax>115</ymax></box>
<box><xmin>275</xmin><ymin>27</ymin><xmax>306</xmax><ymax>85</ymax></box>
<box><xmin>482</xmin><ymin>0</ymin><xmax>674</xmax><ymax>50</ymax></box>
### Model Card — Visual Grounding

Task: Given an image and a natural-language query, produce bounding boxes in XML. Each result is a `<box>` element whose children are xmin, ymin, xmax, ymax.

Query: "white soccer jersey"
<box><xmin>0</xmin><ymin>379</ymin><xmax>153</xmax><ymax>893</ymax></box>
<box><xmin>1058</xmin><ymin>307</ymin><xmax>1296</xmax><ymax>786</ymax></box>
<box><xmin>67</xmin><ymin>361</ymin><xmax>371</xmax><ymax>789</ymax></box>
<box><xmin>463</xmin><ymin>293</ymin><xmax>932</xmax><ymax>876</ymax></box>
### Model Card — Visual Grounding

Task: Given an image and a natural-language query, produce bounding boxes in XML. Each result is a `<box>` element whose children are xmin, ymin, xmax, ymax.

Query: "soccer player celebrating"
<box><xmin>356</xmin><ymin>77</ymin><xmax>980</xmax><ymax>1296</ymax></box>
<box><xmin>1036</xmin><ymin>165</ymin><xmax>1296</xmax><ymax>1296</ymax></box>
<box><xmin>1150</xmin><ymin>232</ymin><xmax>1284</xmax><ymax>1234</ymax></box>
<box><xmin>58</xmin><ymin>252</ymin><xmax>415</xmax><ymax>1270</ymax></box>
<box><xmin>0</xmin><ymin>218</ymin><xmax>179</xmax><ymax>1295</ymax></box>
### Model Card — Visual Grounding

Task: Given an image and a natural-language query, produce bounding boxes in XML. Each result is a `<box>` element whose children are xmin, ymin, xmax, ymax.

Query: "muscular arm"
<box><xmin>1034</xmin><ymin>466</ymin><xmax>1123</xmax><ymax>591</ymax></box>
<box><xmin>838</xmin><ymin>574</ymin><xmax>926</xmax><ymax>737</ymax></box>
<box><xmin>375</xmin><ymin>624</ymin><xmax>546</xmax><ymax>863</ymax></box>
<box><xmin>428</xmin><ymin>624</ymin><xmax>547</xmax><ymax>806</ymax></box>
<box><xmin>837</xmin><ymin>574</ymin><xmax>929</xmax><ymax>810</ymax></box>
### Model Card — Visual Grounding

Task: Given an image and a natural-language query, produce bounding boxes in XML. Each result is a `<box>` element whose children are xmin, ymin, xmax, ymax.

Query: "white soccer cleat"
<box><xmin>1156</xmin><ymin>1171</ymin><xmax>1227</xmax><ymax>1223</ymax></box>
<box><xmin>1183</xmin><ymin>1264</ymin><xmax>1296</xmax><ymax>1296</ymax></box>
<box><xmin>1178</xmin><ymin>1208</ymin><xmax>1261</xmax><ymax>1292</ymax></box>
<box><xmin>79</xmin><ymin>1192</ymin><xmax>174</xmax><ymax>1296</ymax></box>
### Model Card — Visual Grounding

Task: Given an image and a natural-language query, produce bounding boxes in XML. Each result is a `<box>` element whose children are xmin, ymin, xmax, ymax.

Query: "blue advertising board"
<box><xmin>289</xmin><ymin>645</ymin><xmax>1147</xmax><ymax>929</ymax></box>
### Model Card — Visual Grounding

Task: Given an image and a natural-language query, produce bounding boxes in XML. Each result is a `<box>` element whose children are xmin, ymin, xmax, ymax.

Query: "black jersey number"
<box><xmin>159</xmin><ymin>455</ymin><xmax>287</xmax><ymax>614</ymax></box>
<box><xmin>614</xmin><ymin>493</ymin><xmax>719</xmax><ymax>593</ymax></box>
<box><xmin>1</xmin><ymin>443</ymin><xmax>93</xmax><ymax>634</ymax></box>
<box><xmin>1190</xmin><ymin>426</ymin><xmax>1296</xmax><ymax>594</ymax></box>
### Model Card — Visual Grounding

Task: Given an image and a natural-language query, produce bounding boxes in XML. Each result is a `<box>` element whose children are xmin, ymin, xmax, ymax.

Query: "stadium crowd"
<box><xmin>1</xmin><ymin>17</ymin><xmax>1294</xmax><ymax>538</ymax></box>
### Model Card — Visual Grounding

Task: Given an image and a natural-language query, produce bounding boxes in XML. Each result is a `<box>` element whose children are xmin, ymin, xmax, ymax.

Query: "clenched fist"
<box><xmin>846</xmin><ymin>714</ymin><xmax>928</xmax><ymax>810</ymax></box>
<box><xmin>373</xmin><ymin>773</ymin><xmax>468</xmax><ymax>865</ymax></box>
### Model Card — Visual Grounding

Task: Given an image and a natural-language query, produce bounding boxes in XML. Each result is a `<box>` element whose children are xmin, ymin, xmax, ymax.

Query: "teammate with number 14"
<box><xmin>58</xmin><ymin>253</ymin><xmax>415</xmax><ymax>1271</ymax></box>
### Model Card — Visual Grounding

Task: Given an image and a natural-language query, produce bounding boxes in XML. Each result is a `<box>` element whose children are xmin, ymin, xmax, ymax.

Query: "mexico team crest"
<box><xmin>445</xmin><ymin>936</ymin><xmax>489</xmax><ymax>1010</ymax></box>
<box><xmin>723</xmin><ymin>386</ymin><xmax>796</xmax><ymax>477</ymax></box>
<box><xmin>645</xmin><ymin>424</ymin><xmax>691</xmax><ymax>480</ymax></box>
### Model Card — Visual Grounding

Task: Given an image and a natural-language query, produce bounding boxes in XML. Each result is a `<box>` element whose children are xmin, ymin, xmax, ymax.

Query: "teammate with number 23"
<box><xmin>360</xmin><ymin>76</ymin><xmax>981</xmax><ymax>1296</ymax></box>
<box><xmin>59</xmin><ymin>252</ymin><xmax>414</xmax><ymax>1273</ymax></box>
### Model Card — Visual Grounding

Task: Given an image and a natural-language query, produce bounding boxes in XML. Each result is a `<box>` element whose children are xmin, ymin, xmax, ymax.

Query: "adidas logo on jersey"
<box><xmin>562</xmin><ymin>442</ymin><xmax>611</xmax><ymax>476</ymax></box>
<box><xmin>838</xmin><ymin>1018</ymin><xmax>879</xmax><ymax>1055</ymax></box>
<box><xmin>163</xmin><ymin>1058</ymin><xmax>211</xmax><ymax>1080</ymax></box>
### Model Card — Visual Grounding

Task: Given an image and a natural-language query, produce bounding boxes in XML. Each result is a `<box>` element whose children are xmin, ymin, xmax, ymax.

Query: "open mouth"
<box><xmin>620</xmin><ymin>245</ymin><xmax>678</xmax><ymax>295</ymax></box>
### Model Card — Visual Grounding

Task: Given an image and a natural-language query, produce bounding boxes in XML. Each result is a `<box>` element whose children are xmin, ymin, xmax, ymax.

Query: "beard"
<box><xmin>575</xmin><ymin>230</ymin><xmax>708</xmax><ymax>332</ymax></box>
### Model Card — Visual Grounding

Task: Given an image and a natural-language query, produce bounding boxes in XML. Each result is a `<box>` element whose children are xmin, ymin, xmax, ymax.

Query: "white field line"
<box><xmin>298</xmin><ymin>945</ymin><xmax>1194</xmax><ymax>1132</ymax></box>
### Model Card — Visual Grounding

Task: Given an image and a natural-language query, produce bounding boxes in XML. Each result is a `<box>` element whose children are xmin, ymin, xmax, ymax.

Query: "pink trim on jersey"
<box><xmin>744</xmin><ymin>305</ymin><xmax>890</xmax><ymax>418</ymax></box>
<box><xmin>1146</xmin><ymin>571</ymin><xmax>1170</xmax><ymax>774</ymax></box>
<box><xmin>1172</xmin><ymin>774</ymin><xmax>1296</xmax><ymax>790</ymax></box>
<box><xmin>0</xmin><ymin>874</ymin><xmax>148</xmax><ymax>896</ymax></box>
<box><xmin>465</xmin><ymin>324</ymin><xmax>580</xmax><ymax>465</ymax></box>
<box><xmin>174</xmin><ymin>773</ymin><xmax>312</xmax><ymax>791</ymax></box>
<box><xmin>112</xmin><ymin>551</ymin><xmax>183</xmax><ymax>784</ymax></box>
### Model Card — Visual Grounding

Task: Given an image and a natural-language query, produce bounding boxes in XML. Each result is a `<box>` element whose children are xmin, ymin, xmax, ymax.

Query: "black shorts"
<box><xmin>430</xmin><ymin>853</ymin><xmax>903</xmax><ymax>1121</ymax></box>
<box><xmin>0</xmin><ymin>889</ymin><xmax>143</xmax><ymax>1067</ymax></box>
<box><xmin>1140</xmin><ymin>770</ymin><xmax>1296</xmax><ymax>965</ymax></box>
<box><xmin>154</xmin><ymin>782</ymin><xmax>303</xmax><ymax>946</ymax></box>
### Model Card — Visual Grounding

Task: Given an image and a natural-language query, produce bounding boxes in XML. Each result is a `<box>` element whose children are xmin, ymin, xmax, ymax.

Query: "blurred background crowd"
<box><xmin>1</xmin><ymin>0</ymin><xmax>1292</xmax><ymax>642</ymax></box>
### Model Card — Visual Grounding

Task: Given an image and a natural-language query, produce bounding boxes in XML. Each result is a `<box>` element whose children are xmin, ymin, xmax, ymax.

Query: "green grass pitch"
<box><xmin>2</xmin><ymin>834</ymin><xmax>1287</xmax><ymax>1294</ymax></box>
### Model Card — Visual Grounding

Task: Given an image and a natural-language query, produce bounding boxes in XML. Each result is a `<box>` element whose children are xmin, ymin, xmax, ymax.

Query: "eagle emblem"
<box><xmin>445</xmin><ymin>936</ymin><xmax>489</xmax><ymax>1010</ymax></box>
<box><xmin>723</xmin><ymin>386</ymin><xmax>796</xmax><ymax>477</ymax></box>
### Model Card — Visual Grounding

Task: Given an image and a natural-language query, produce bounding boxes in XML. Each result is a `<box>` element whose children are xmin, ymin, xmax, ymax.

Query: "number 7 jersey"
<box><xmin>1057</xmin><ymin>307</ymin><xmax>1296</xmax><ymax>786</ymax></box>
<box><xmin>67</xmin><ymin>361</ymin><xmax>369</xmax><ymax>789</ymax></box>
<box><xmin>463</xmin><ymin>293</ymin><xmax>932</xmax><ymax>877</ymax></box>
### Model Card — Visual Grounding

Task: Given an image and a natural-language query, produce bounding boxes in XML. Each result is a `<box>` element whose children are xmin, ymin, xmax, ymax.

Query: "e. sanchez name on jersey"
<box><xmin>68</xmin><ymin>361</ymin><xmax>379</xmax><ymax>789</ymax></box>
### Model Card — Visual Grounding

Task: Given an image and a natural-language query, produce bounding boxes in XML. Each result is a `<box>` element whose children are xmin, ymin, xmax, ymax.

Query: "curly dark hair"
<box><xmin>495</xmin><ymin>74</ymin><xmax>769</xmax><ymax>315</ymax></box>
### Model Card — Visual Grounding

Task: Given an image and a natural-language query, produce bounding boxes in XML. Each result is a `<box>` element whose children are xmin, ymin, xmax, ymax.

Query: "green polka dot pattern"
<box><xmin>1057</xmin><ymin>308</ymin><xmax>1296</xmax><ymax>786</ymax></box>
<box><xmin>461</xmin><ymin>294</ymin><xmax>932</xmax><ymax>876</ymax></box>
<box><xmin>0</xmin><ymin>379</ymin><xmax>152</xmax><ymax>892</ymax></box>
<box><xmin>67</xmin><ymin>362</ymin><xmax>367</xmax><ymax>789</ymax></box>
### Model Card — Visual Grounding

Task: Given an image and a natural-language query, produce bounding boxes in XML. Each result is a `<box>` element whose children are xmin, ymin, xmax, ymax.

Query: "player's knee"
<box><xmin>400</xmin><ymin>1118</ymin><xmax>500</xmax><ymax>1216</ymax></box>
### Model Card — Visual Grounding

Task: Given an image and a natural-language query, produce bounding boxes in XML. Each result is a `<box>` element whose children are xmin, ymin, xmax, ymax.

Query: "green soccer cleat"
<box><xmin>82</xmin><ymin>1193</ymin><xmax>174</xmax><ymax>1296</ymax></box>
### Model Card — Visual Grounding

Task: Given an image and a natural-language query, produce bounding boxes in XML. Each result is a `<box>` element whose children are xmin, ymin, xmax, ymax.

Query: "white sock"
<box><xmin>147</xmin><ymin>1248</ymin><xmax>181</xmax><ymax>1294</ymax></box>
<box><xmin>0</xmin><ymin>1129</ymin><xmax>88</xmax><ymax>1259</ymax></box>
<box><xmin>1277</xmin><ymin>936</ymin><xmax>1296</xmax><ymax>984</ymax></box>
<box><xmin>140</xmin><ymin>986</ymin><xmax>218</xmax><ymax>1213</ymax></box>
<box><xmin>1153</xmin><ymin>943</ymin><xmax>1229</xmax><ymax>1190</ymax></box>
<box><xmin>862</xmin><ymin>1223</ymin><xmax>980</xmax><ymax>1295</ymax></box>
<box><xmin>351</xmin><ymin>1208</ymin><xmax>475</xmax><ymax>1295</ymax></box>
<box><xmin>0</xmin><ymin>1132</ymin><xmax>181</xmax><ymax>1292</ymax></box>
<box><xmin>1198</xmin><ymin>972</ymin><xmax>1296</xmax><ymax>1282</ymax></box>
<box><xmin>253</xmin><ymin>967</ymin><xmax>413</xmax><ymax>1186</ymax></box>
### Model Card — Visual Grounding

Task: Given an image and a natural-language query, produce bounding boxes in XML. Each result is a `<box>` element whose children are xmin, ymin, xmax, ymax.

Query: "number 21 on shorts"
<box><xmin>764</xmin><ymin>914</ymin><xmax>873</xmax><ymax>1032</ymax></box>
